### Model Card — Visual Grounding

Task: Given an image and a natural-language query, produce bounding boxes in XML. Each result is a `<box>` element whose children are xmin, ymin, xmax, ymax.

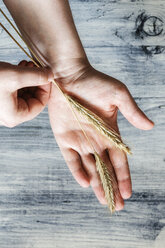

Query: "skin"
<box><xmin>4</xmin><ymin>0</ymin><xmax>154</xmax><ymax>210</ymax></box>
<box><xmin>0</xmin><ymin>60</ymin><xmax>53</xmax><ymax>127</ymax></box>
<box><xmin>48</xmin><ymin>61</ymin><xmax>154</xmax><ymax>210</ymax></box>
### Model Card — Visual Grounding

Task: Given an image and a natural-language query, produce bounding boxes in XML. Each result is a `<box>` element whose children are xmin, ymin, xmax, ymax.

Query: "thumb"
<box><xmin>115</xmin><ymin>85</ymin><xmax>154</xmax><ymax>130</ymax></box>
<box><xmin>15</xmin><ymin>64</ymin><xmax>54</xmax><ymax>89</ymax></box>
<box><xmin>1</xmin><ymin>62</ymin><xmax>54</xmax><ymax>90</ymax></box>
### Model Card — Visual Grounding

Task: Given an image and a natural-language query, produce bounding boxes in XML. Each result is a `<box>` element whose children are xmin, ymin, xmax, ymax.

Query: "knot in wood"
<box><xmin>143</xmin><ymin>16</ymin><xmax>163</xmax><ymax>36</ymax></box>
<box><xmin>135</xmin><ymin>12</ymin><xmax>164</xmax><ymax>38</ymax></box>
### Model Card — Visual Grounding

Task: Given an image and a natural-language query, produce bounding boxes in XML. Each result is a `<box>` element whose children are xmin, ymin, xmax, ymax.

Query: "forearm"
<box><xmin>4</xmin><ymin>0</ymin><xmax>90</xmax><ymax>79</ymax></box>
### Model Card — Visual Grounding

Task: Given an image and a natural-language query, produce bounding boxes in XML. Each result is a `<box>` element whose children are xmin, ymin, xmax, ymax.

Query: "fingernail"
<box><xmin>121</xmin><ymin>191</ymin><xmax>132</xmax><ymax>199</ymax></box>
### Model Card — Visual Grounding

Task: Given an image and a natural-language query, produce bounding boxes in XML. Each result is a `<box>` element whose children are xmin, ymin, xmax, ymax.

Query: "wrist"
<box><xmin>51</xmin><ymin>57</ymin><xmax>92</xmax><ymax>89</ymax></box>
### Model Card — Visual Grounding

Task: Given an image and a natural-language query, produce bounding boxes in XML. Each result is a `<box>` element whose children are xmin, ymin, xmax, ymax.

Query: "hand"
<box><xmin>48</xmin><ymin>61</ymin><xmax>154</xmax><ymax>211</ymax></box>
<box><xmin>3</xmin><ymin>0</ymin><xmax>154</xmax><ymax>210</ymax></box>
<box><xmin>0</xmin><ymin>60</ymin><xmax>53</xmax><ymax>127</ymax></box>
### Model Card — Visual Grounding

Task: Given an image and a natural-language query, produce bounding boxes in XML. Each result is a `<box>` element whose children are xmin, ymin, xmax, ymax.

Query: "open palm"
<box><xmin>48</xmin><ymin>65</ymin><xmax>154</xmax><ymax>211</ymax></box>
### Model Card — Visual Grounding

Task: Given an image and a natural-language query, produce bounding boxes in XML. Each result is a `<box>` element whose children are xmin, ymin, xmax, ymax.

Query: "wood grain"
<box><xmin>0</xmin><ymin>0</ymin><xmax>165</xmax><ymax>247</ymax></box>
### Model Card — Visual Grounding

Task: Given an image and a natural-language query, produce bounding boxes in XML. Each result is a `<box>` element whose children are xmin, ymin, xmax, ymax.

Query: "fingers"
<box><xmin>98</xmin><ymin>151</ymin><xmax>124</xmax><ymax>211</ymax></box>
<box><xmin>16</xmin><ymin>89</ymin><xmax>49</xmax><ymax>122</ymax></box>
<box><xmin>14</xmin><ymin>60</ymin><xmax>51</xmax><ymax>122</ymax></box>
<box><xmin>0</xmin><ymin>60</ymin><xmax>53</xmax><ymax>126</ymax></box>
<box><xmin>0</xmin><ymin>61</ymin><xmax>54</xmax><ymax>91</ymax></box>
<box><xmin>81</xmin><ymin>153</ymin><xmax>107</xmax><ymax>205</ymax></box>
<box><xmin>115</xmin><ymin>84</ymin><xmax>154</xmax><ymax>130</ymax></box>
<box><xmin>61</xmin><ymin>148</ymin><xmax>90</xmax><ymax>188</ymax></box>
<box><xmin>81</xmin><ymin>151</ymin><xmax>124</xmax><ymax>211</ymax></box>
<box><xmin>18</xmin><ymin>60</ymin><xmax>35</xmax><ymax>68</ymax></box>
<box><xmin>108</xmin><ymin>147</ymin><xmax>132</xmax><ymax>200</ymax></box>
<box><xmin>15</xmin><ymin>65</ymin><xmax>53</xmax><ymax>90</ymax></box>
<box><xmin>18</xmin><ymin>60</ymin><xmax>28</xmax><ymax>67</ymax></box>
<box><xmin>18</xmin><ymin>60</ymin><xmax>50</xmax><ymax>101</ymax></box>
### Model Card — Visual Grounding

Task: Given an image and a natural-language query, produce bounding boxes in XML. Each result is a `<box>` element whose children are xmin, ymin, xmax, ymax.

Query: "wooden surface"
<box><xmin>0</xmin><ymin>0</ymin><xmax>165</xmax><ymax>247</ymax></box>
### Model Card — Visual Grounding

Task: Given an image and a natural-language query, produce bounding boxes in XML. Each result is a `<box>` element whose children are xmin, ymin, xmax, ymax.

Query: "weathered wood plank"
<box><xmin>1</xmin><ymin>47</ymin><xmax>165</xmax><ymax>99</ymax></box>
<box><xmin>0</xmin><ymin>0</ymin><xmax>165</xmax><ymax>248</ymax></box>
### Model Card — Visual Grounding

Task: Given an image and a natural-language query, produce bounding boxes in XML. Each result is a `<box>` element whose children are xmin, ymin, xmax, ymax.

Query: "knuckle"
<box><xmin>116</xmin><ymin>82</ymin><xmax>127</xmax><ymax>94</ymax></box>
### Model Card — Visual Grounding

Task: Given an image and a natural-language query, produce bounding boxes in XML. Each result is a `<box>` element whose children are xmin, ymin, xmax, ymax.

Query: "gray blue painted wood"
<box><xmin>0</xmin><ymin>0</ymin><xmax>165</xmax><ymax>247</ymax></box>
